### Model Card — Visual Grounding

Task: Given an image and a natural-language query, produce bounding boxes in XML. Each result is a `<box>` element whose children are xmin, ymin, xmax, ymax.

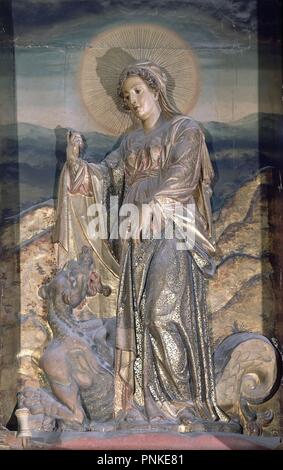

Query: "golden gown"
<box><xmin>54</xmin><ymin>115</ymin><xmax>227</xmax><ymax>424</ymax></box>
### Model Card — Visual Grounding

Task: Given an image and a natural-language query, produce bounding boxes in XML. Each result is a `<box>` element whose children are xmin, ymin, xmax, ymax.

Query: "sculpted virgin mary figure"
<box><xmin>54</xmin><ymin>60</ymin><xmax>229</xmax><ymax>429</ymax></box>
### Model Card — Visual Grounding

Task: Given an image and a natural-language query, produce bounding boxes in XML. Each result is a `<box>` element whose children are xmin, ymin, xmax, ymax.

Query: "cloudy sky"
<box><xmin>7</xmin><ymin>0</ymin><xmax>282</xmax><ymax>131</ymax></box>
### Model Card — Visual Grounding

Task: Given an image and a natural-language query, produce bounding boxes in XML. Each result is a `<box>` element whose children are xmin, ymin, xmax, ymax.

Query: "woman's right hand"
<box><xmin>66</xmin><ymin>130</ymin><xmax>84</xmax><ymax>163</ymax></box>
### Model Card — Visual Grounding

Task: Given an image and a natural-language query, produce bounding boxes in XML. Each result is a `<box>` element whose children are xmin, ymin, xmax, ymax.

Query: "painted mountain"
<box><xmin>0</xmin><ymin>112</ymin><xmax>282</xmax><ymax>222</ymax></box>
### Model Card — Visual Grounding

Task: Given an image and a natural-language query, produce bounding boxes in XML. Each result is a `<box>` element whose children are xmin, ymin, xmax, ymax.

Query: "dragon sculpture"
<box><xmin>19</xmin><ymin>247</ymin><xmax>115</xmax><ymax>431</ymax></box>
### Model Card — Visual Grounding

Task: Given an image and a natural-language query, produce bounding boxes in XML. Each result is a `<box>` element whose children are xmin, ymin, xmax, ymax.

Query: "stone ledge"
<box><xmin>28</xmin><ymin>431</ymin><xmax>282</xmax><ymax>451</ymax></box>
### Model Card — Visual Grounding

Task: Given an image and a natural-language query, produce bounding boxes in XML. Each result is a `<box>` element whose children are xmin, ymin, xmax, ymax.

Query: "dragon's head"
<box><xmin>39</xmin><ymin>247</ymin><xmax>111</xmax><ymax>308</ymax></box>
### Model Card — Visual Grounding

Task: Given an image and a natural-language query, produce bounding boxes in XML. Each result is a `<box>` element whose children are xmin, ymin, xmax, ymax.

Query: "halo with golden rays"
<box><xmin>79</xmin><ymin>23</ymin><xmax>200</xmax><ymax>136</ymax></box>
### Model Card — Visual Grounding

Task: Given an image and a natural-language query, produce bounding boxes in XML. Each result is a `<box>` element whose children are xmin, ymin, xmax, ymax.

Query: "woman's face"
<box><xmin>122</xmin><ymin>76</ymin><xmax>159</xmax><ymax>121</ymax></box>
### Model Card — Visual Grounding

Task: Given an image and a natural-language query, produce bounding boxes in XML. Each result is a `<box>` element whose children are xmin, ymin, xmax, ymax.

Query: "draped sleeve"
<box><xmin>154</xmin><ymin>120</ymin><xmax>205</xmax><ymax>205</ymax></box>
<box><xmin>52</xmin><ymin>141</ymin><xmax>126</xmax><ymax>312</ymax></box>
<box><xmin>65</xmin><ymin>143</ymin><xmax>125</xmax><ymax>203</ymax></box>
<box><xmin>151</xmin><ymin>117</ymin><xmax>216</xmax><ymax>275</ymax></box>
